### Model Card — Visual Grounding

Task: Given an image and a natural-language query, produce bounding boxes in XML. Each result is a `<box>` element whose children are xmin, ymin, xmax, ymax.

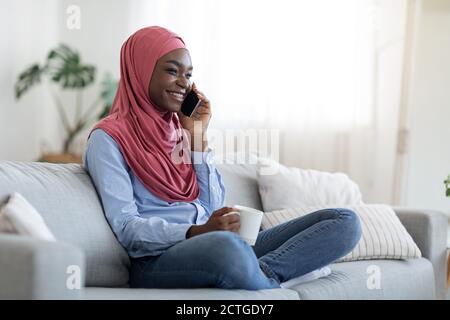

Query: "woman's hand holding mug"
<box><xmin>186</xmin><ymin>207</ymin><xmax>240</xmax><ymax>238</ymax></box>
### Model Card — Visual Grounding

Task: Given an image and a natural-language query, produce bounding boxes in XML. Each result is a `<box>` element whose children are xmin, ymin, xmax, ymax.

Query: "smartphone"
<box><xmin>180</xmin><ymin>89</ymin><xmax>201</xmax><ymax>117</ymax></box>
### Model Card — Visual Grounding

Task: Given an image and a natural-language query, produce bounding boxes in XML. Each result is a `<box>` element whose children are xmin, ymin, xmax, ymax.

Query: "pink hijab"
<box><xmin>89</xmin><ymin>26</ymin><xmax>199</xmax><ymax>203</ymax></box>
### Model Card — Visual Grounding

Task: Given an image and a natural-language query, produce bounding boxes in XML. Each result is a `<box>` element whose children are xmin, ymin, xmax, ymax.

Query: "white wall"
<box><xmin>404</xmin><ymin>0</ymin><xmax>450</xmax><ymax>214</ymax></box>
<box><xmin>0</xmin><ymin>0</ymin><xmax>59</xmax><ymax>161</ymax></box>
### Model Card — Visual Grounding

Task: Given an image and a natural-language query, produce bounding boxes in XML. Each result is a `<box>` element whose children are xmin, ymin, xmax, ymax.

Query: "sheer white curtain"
<box><xmin>129</xmin><ymin>0</ymin><xmax>410</xmax><ymax>204</ymax></box>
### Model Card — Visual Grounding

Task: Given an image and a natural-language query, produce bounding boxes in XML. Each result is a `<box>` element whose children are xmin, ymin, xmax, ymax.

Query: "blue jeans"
<box><xmin>129</xmin><ymin>208</ymin><xmax>361</xmax><ymax>290</ymax></box>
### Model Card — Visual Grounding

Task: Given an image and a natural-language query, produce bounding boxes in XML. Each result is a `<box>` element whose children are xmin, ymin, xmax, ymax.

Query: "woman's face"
<box><xmin>148</xmin><ymin>48</ymin><xmax>193</xmax><ymax>113</ymax></box>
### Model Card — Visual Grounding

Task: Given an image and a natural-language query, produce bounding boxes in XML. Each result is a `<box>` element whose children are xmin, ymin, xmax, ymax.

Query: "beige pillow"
<box><xmin>262</xmin><ymin>204</ymin><xmax>421</xmax><ymax>262</ymax></box>
<box><xmin>0</xmin><ymin>192</ymin><xmax>56</xmax><ymax>241</ymax></box>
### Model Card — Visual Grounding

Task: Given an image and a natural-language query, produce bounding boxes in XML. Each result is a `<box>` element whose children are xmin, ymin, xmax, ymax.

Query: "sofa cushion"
<box><xmin>291</xmin><ymin>258</ymin><xmax>435</xmax><ymax>299</ymax></box>
<box><xmin>256</xmin><ymin>158</ymin><xmax>363</xmax><ymax>211</ymax></box>
<box><xmin>216</xmin><ymin>161</ymin><xmax>263</xmax><ymax>211</ymax></box>
<box><xmin>0</xmin><ymin>161</ymin><xmax>130</xmax><ymax>287</ymax></box>
<box><xmin>0</xmin><ymin>192</ymin><xmax>56</xmax><ymax>241</ymax></box>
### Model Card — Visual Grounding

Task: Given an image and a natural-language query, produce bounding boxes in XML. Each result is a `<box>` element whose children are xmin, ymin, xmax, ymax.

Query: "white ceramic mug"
<box><xmin>224</xmin><ymin>205</ymin><xmax>264</xmax><ymax>246</ymax></box>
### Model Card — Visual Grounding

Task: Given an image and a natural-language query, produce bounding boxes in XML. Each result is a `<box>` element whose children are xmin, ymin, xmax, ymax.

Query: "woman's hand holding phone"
<box><xmin>177</xmin><ymin>83</ymin><xmax>212</xmax><ymax>151</ymax></box>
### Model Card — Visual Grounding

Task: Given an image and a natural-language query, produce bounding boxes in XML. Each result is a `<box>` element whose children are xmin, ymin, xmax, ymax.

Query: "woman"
<box><xmin>83</xmin><ymin>26</ymin><xmax>361</xmax><ymax>290</ymax></box>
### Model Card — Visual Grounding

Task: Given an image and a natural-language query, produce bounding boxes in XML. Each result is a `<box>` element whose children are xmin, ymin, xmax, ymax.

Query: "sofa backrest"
<box><xmin>0</xmin><ymin>159</ymin><xmax>263</xmax><ymax>288</ymax></box>
<box><xmin>0</xmin><ymin>161</ymin><xmax>130</xmax><ymax>287</ymax></box>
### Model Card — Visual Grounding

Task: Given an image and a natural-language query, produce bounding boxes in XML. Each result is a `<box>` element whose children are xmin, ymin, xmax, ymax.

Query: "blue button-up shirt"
<box><xmin>83</xmin><ymin>128</ymin><xmax>226</xmax><ymax>258</ymax></box>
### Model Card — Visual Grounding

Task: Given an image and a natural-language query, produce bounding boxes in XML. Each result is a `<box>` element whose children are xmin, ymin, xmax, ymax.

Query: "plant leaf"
<box><xmin>46</xmin><ymin>43</ymin><xmax>96</xmax><ymax>89</ymax></box>
<box><xmin>100</xmin><ymin>73</ymin><xmax>118</xmax><ymax>105</ymax></box>
<box><xmin>97</xmin><ymin>104</ymin><xmax>112</xmax><ymax>119</ymax></box>
<box><xmin>14</xmin><ymin>64</ymin><xmax>44</xmax><ymax>98</ymax></box>
<box><xmin>98</xmin><ymin>72</ymin><xmax>119</xmax><ymax>119</ymax></box>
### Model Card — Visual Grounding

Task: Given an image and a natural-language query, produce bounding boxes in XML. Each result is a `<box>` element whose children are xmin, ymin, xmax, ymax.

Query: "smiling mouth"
<box><xmin>167</xmin><ymin>90</ymin><xmax>185</xmax><ymax>102</ymax></box>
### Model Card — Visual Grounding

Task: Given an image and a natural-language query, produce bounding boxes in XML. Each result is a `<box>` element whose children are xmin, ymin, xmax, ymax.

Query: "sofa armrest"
<box><xmin>394</xmin><ymin>207</ymin><xmax>448</xmax><ymax>300</ymax></box>
<box><xmin>0</xmin><ymin>233</ymin><xmax>86</xmax><ymax>299</ymax></box>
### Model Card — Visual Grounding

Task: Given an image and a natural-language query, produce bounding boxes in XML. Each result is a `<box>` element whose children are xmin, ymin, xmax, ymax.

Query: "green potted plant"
<box><xmin>445</xmin><ymin>175</ymin><xmax>450</xmax><ymax>197</ymax></box>
<box><xmin>15</xmin><ymin>44</ymin><xmax>118</xmax><ymax>163</ymax></box>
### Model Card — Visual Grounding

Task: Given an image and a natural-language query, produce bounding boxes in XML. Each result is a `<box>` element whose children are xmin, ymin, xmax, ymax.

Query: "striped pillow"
<box><xmin>261</xmin><ymin>204</ymin><xmax>421</xmax><ymax>262</ymax></box>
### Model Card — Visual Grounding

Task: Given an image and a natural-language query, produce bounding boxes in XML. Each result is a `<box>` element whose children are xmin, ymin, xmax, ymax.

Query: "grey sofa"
<box><xmin>0</xmin><ymin>160</ymin><xmax>447</xmax><ymax>300</ymax></box>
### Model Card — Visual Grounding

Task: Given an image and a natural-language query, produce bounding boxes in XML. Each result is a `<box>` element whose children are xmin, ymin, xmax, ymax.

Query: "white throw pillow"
<box><xmin>0</xmin><ymin>192</ymin><xmax>56</xmax><ymax>241</ymax></box>
<box><xmin>261</xmin><ymin>204</ymin><xmax>421</xmax><ymax>262</ymax></box>
<box><xmin>257</xmin><ymin>158</ymin><xmax>364</xmax><ymax>212</ymax></box>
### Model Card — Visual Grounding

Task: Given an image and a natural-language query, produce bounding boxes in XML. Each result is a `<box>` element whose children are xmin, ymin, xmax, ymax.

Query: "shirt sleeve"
<box><xmin>83</xmin><ymin>129</ymin><xmax>192</xmax><ymax>257</ymax></box>
<box><xmin>191</xmin><ymin>147</ymin><xmax>226</xmax><ymax>216</ymax></box>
